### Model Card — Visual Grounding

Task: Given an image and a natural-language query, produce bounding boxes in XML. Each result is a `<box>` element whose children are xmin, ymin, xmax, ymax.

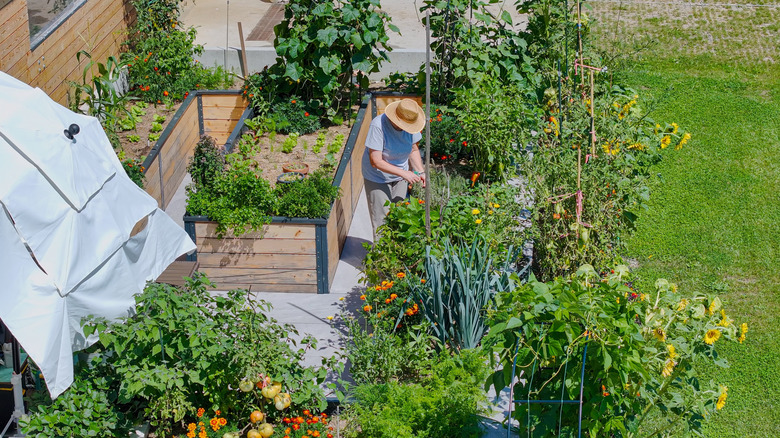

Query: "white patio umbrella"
<box><xmin>0</xmin><ymin>71</ymin><xmax>196</xmax><ymax>398</ymax></box>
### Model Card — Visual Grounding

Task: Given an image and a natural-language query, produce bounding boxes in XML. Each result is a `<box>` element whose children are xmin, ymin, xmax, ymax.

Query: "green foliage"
<box><xmin>312</xmin><ymin>132</ymin><xmax>327</xmax><ymax>154</ymax></box>
<box><xmin>264</xmin><ymin>0</ymin><xmax>397</xmax><ymax>119</ymax></box>
<box><xmin>270</xmin><ymin>97</ymin><xmax>321</xmax><ymax>134</ymax></box>
<box><xmin>528</xmin><ymin>84</ymin><xmax>689</xmax><ymax>280</ymax></box>
<box><xmin>421</xmin><ymin>106</ymin><xmax>468</xmax><ymax>162</ymax></box>
<box><xmin>19</xmin><ymin>376</ymin><xmax>130</xmax><ymax>438</ymax></box>
<box><xmin>153</xmin><ymin>113</ymin><xmax>166</xmax><ymax>124</ymax></box>
<box><xmin>405</xmin><ymin>238</ymin><xmax>515</xmax><ymax>351</ymax></box>
<box><xmin>150</xmin><ymin>121</ymin><xmax>163</xmax><ymax>133</ymax></box>
<box><xmin>417</xmin><ymin>0</ymin><xmax>540</xmax><ymax>100</ymax></box>
<box><xmin>327</xmin><ymin>133</ymin><xmax>345</xmax><ymax>155</ymax></box>
<box><xmin>83</xmin><ymin>275</ymin><xmax>333</xmax><ymax>436</ymax></box>
<box><xmin>450</xmin><ymin>76</ymin><xmax>537</xmax><ymax>182</ymax></box>
<box><xmin>484</xmin><ymin>265</ymin><xmax>747</xmax><ymax>437</ymax></box>
<box><xmin>344</xmin><ymin>350</ymin><xmax>488</xmax><ymax>438</ymax></box>
<box><xmin>119</xmin><ymin>153</ymin><xmax>145</xmax><ymax>188</ymax></box>
<box><xmin>281</xmin><ymin>132</ymin><xmax>299</xmax><ymax>154</ymax></box>
<box><xmin>117</xmin><ymin>103</ymin><xmax>146</xmax><ymax>131</ymax></box>
<box><xmin>186</xmin><ymin>166</ymin><xmax>275</xmax><ymax>237</ymax></box>
<box><xmin>127</xmin><ymin>134</ymin><xmax>141</xmax><ymax>143</ymax></box>
<box><xmin>341</xmin><ymin>317</ymin><xmax>434</xmax><ymax>385</ymax></box>
<box><xmin>124</xmin><ymin>0</ymin><xmax>232</xmax><ymax>102</ymax></box>
<box><xmin>274</xmin><ymin>170</ymin><xmax>340</xmax><ymax>218</ymax></box>
<box><xmin>67</xmin><ymin>50</ymin><xmax>129</xmax><ymax>135</ymax></box>
<box><xmin>188</xmin><ymin>135</ymin><xmax>226</xmax><ymax>191</ymax></box>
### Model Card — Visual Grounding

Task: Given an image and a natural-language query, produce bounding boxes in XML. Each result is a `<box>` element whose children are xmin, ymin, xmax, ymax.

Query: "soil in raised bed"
<box><xmin>116</xmin><ymin>101</ymin><xmax>184</xmax><ymax>161</ymax></box>
<box><xmin>246</xmin><ymin>122</ymin><xmax>354</xmax><ymax>188</ymax></box>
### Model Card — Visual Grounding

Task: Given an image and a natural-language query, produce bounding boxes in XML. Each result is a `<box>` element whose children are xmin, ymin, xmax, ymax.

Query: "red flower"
<box><xmin>291</xmin><ymin>99</ymin><xmax>297</xmax><ymax>104</ymax></box>
<box><xmin>163</xmin><ymin>91</ymin><xmax>169</xmax><ymax>96</ymax></box>
<box><xmin>304</xmin><ymin>112</ymin><xmax>309</xmax><ymax>117</ymax></box>
<box><xmin>462</xmin><ymin>141</ymin><xmax>468</xmax><ymax>146</ymax></box>
<box><xmin>449</xmin><ymin>139</ymin><xmax>454</xmax><ymax>142</ymax></box>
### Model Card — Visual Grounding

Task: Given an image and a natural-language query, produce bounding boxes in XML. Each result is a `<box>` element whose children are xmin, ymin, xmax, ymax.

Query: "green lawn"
<box><xmin>613</xmin><ymin>57</ymin><xmax>780</xmax><ymax>436</ymax></box>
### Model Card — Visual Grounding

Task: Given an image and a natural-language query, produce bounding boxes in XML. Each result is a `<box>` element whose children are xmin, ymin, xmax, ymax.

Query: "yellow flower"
<box><xmin>472</xmin><ymin>208</ymin><xmax>480</xmax><ymax>215</ymax></box>
<box><xmin>326</xmin><ymin>316</ymin><xmax>334</xmax><ymax>320</ymax></box>
<box><xmin>739</xmin><ymin>323</ymin><xmax>748</xmax><ymax>343</ymax></box>
<box><xmin>718</xmin><ymin>309</ymin><xmax>732</xmax><ymax>327</ymax></box>
<box><xmin>493</xmin><ymin>203</ymin><xmax>500</xmax><ymax>208</ymax></box>
<box><xmin>661</xmin><ymin>136</ymin><xmax>671</xmax><ymax>149</ymax></box>
<box><xmin>654</xmin><ymin>328</ymin><xmax>666</xmax><ymax>342</ymax></box>
<box><xmin>662</xmin><ymin>358</ymin><xmax>675</xmax><ymax>377</ymax></box>
<box><xmin>704</xmin><ymin>329</ymin><xmax>721</xmax><ymax>345</ymax></box>
<box><xmin>676</xmin><ymin>298</ymin><xmax>689</xmax><ymax>311</ymax></box>
<box><xmin>338</xmin><ymin>297</ymin><xmax>345</xmax><ymax>301</ymax></box>
<box><xmin>475</xmin><ymin>219</ymin><xmax>482</xmax><ymax>224</ymax></box>
<box><xmin>488</xmin><ymin>210</ymin><xmax>493</xmax><ymax>215</ymax></box>
<box><xmin>666</xmin><ymin>344</ymin><xmax>677</xmax><ymax>359</ymax></box>
<box><xmin>716</xmin><ymin>386</ymin><xmax>728</xmax><ymax>410</ymax></box>
<box><xmin>671</xmin><ymin>122</ymin><xmax>679</xmax><ymax>134</ymax></box>
<box><xmin>676</xmin><ymin>132</ymin><xmax>691</xmax><ymax>150</ymax></box>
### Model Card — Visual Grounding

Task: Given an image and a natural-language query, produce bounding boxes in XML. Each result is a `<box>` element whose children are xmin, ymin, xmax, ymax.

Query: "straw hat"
<box><xmin>384</xmin><ymin>99</ymin><xmax>426</xmax><ymax>134</ymax></box>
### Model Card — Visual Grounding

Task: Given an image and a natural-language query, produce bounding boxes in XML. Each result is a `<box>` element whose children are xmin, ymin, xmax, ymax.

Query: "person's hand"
<box><xmin>401</xmin><ymin>170</ymin><xmax>422</xmax><ymax>185</ymax></box>
<box><xmin>418</xmin><ymin>172</ymin><xmax>426</xmax><ymax>188</ymax></box>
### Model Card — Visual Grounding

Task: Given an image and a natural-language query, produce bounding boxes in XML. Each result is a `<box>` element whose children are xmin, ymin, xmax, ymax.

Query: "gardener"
<box><xmin>362</xmin><ymin>98</ymin><xmax>426</xmax><ymax>240</ymax></box>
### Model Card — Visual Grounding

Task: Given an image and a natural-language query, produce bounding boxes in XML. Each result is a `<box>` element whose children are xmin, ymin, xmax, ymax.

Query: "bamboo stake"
<box><xmin>424</xmin><ymin>10</ymin><xmax>432</xmax><ymax>237</ymax></box>
<box><xmin>590</xmin><ymin>70</ymin><xmax>596</xmax><ymax>157</ymax></box>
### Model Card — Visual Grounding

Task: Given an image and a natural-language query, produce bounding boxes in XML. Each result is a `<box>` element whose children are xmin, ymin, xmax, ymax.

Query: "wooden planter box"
<box><xmin>141</xmin><ymin>90</ymin><xmax>249</xmax><ymax>210</ymax></box>
<box><xmin>158</xmin><ymin>92</ymin><xmax>420</xmax><ymax>294</ymax></box>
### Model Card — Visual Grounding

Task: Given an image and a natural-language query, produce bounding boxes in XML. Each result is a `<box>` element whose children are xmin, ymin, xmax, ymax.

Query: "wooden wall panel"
<box><xmin>0</xmin><ymin>0</ymin><xmax>132</xmax><ymax>105</ymax></box>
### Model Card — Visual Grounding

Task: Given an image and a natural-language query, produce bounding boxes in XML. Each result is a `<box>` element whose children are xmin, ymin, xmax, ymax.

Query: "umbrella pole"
<box><xmin>0</xmin><ymin>328</ymin><xmax>24</xmax><ymax>438</ymax></box>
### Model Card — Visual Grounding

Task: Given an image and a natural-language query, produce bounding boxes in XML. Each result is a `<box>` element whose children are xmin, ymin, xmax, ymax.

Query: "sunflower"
<box><xmin>716</xmin><ymin>386</ymin><xmax>728</xmax><ymax>410</ymax></box>
<box><xmin>704</xmin><ymin>329</ymin><xmax>721</xmax><ymax>345</ymax></box>
<box><xmin>662</xmin><ymin>358</ymin><xmax>676</xmax><ymax>378</ymax></box>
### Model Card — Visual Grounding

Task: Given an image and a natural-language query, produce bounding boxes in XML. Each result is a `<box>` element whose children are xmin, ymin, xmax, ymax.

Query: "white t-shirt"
<box><xmin>361</xmin><ymin>114</ymin><xmax>423</xmax><ymax>183</ymax></box>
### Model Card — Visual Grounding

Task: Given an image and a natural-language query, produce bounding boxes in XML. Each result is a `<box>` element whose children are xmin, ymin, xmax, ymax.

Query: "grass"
<box><xmin>588</xmin><ymin>0</ymin><xmax>780</xmax><ymax>433</ymax></box>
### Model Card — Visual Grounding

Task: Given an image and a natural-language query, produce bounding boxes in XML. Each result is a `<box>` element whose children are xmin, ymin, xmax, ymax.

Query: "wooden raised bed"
<box><xmin>142</xmin><ymin>90</ymin><xmax>249</xmax><ymax>209</ymax></box>
<box><xmin>177</xmin><ymin>92</ymin><xmax>420</xmax><ymax>294</ymax></box>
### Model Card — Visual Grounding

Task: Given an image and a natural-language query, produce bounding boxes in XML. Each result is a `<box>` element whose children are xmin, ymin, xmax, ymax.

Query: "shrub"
<box><xmin>344</xmin><ymin>349</ymin><xmax>487</xmax><ymax>438</ymax></box>
<box><xmin>121</xmin><ymin>156</ymin><xmax>145</xmax><ymax>189</ymax></box>
<box><xmin>186</xmin><ymin>166</ymin><xmax>275</xmax><ymax>237</ymax></box>
<box><xmin>188</xmin><ymin>135</ymin><xmax>225</xmax><ymax>191</ymax></box>
<box><xmin>19</xmin><ymin>375</ymin><xmax>130</xmax><ymax>438</ymax></box>
<box><xmin>484</xmin><ymin>265</ymin><xmax>747</xmax><ymax>436</ymax></box>
<box><xmin>420</xmin><ymin>106</ymin><xmax>468</xmax><ymax>162</ymax></box>
<box><xmin>274</xmin><ymin>170</ymin><xmax>340</xmax><ymax>218</ymax></box>
<box><xmin>82</xmin><ymin>275</ymin><xmax>335</xmax><ymax>436</ymax></box>
<box><xmin>270</xmin><ymin>97</ymin><xmax>321</xmax><ymax>135</ymax></box>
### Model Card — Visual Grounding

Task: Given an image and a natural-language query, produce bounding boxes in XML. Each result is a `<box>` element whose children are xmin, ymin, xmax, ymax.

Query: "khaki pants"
<box><xmin>364</xmin><ymin>178</ymin><xmax>408</xmax><ymax>241</ymax></box>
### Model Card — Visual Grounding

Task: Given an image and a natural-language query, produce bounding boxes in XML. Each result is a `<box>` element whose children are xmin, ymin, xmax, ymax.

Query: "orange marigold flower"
<box><xmin>305</xmin><ymin>112</ymin><xmax>310</xmax><ymax>117</ymax></box>
<box><xmin>360</xmin><ymin>294</ymin><xmax>366</xmax><ymax>300</ymax></box>
<box><xmin>363</xmin><ymin>305</ymin><xmax>372</xmax><ymax>312</ymax></box>
<box><xmin>385</xmin><ymin>298</ymin><xmax>391</xmax><ymax>304</ymax></box>
<box><xmin>218</xmin><ymin>418</ymin><xmax>226</xmax><ymax>426</ymax></box>
<box><xmin>390</xmin><ymin>293</ymin><xmax>397</xmax><ymax>300</ymax></box>
<box><xmin>163</xmin><ymin>91</ymin><xmax>169</xmax><ymax>96</ymax></box>
<box><xmin>292</xmin><ymin>99</ymin><xmax>297</xmax><ymax>104</ymax></box>
<box><xmin>397</xmin><ymin>272</ymin><xmax>406</xmax><ymax>279</ymax></box>
<box><xmin>421</xmin><ymin>279</ymin><xmax>426</xmax><ymax>284</ymax></box>
<box><xmin>197</xmin><ymin>408</ymin><xmax>205</xmax><ymax>417</ymax></box>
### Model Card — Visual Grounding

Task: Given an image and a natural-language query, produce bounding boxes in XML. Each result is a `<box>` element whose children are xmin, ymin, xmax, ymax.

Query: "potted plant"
<box><xmin>276</xmin><ymin>171</ymin><xmax>304</xmax><ymax>184</ymax></box>
<box><xmin>282</xmin><ymin>162</ymin><xmax>309</xmax><ymax>175</ymax></box>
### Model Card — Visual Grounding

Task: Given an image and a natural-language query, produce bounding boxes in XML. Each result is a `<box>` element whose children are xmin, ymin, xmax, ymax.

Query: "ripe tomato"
<box><xmin>250</xmin><ymin>410</ymin><xmax>264</xmax><ymax>424</ymax></box>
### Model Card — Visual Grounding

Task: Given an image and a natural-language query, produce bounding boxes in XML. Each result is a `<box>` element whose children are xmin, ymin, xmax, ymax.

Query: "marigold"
<box><xmin>385</xmin><ymin>298</ymin><xmax>391</xmax><ymax>304</ymax></box>
<box><xmin>390</xmin><ymin>293</ymin><xmax>397</xmax><ymax>300</ymax></box>
<box><xmin>397</xmin><ymin>272</ymin><xmax>406</xmax><ymax>279</ymax></box>
<box><xmin>704</xmin><ymin>329</ymin><xmax>721</xmax><ymax>345</ymax></box>
<box><xmin>360</xmin><ymin>294</ymin><xmax>366</xmax><ymax>300</ymax></box>
<box><xmin>197</xmin><ymin>408</ymin><xmax>205</xmax><ymax>417</ymax></box>
<box><xmin>363</xmin><ymin>305</ymin><xmax>372</xmax><ymax>312</ymax></box>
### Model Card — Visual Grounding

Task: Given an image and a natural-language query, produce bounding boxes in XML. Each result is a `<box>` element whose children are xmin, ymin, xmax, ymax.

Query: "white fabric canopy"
<box><xmin>0</xmin><ymin>71</ymin><xmax>195</xmax><ymax>398</ymax></box>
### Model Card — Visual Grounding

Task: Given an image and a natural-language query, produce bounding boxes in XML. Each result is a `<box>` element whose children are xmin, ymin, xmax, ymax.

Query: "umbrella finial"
<box><xmin>64</xmin><ymin>124</ymin><xmax>80</xmax><ymax>140</ymax></box>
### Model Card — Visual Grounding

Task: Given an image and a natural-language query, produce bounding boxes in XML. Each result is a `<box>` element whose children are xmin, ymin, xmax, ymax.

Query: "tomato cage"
<box><xmin>506</xmin><ymin>329</ymin><xmax>590</xmax><ymax>438</ymax></box>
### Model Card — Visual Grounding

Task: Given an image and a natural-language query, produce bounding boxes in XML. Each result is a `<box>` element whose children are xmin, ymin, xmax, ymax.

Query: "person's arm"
<box><xmin>408</xmin><ymin>142</ymin><xmax>426</xmax><ymax>187</ymax></box>
<box><xmin>369</xmin><ymin>149</ymin><xmax>422</xmax><ymax>185</ymax></box>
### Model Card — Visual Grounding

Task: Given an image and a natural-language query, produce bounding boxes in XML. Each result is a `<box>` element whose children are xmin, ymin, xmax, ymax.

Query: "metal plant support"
<box><xmin>506</xmin><ymin>333</ymin><xmax>590</xmax><ymax>438</ymax></box>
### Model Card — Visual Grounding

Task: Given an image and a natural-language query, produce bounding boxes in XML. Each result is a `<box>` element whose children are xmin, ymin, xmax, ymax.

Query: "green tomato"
<box><xmin>239</xmin><ymin>379</ymin><xmax>254</xmax><ymax>392</ymax></box>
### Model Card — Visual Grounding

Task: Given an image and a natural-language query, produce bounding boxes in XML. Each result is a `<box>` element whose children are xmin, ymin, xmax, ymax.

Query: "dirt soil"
<box><xmin>118</xmin><ymin>101</ymin><xmax>184</xmax><ymax>161</ymax></box>
<box><xmin>248</xmin><ymin>122</ymin><xmax>354</xmax><ymax>188</ymax></box>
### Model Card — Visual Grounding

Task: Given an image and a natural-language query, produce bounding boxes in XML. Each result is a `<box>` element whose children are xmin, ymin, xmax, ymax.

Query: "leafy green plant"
<box><xmin>344</xmin><ymin>349</ymin><xmax>488</xmax><ymax>438</ymax></box>
<box><xmin>327</xmin><ymin>133</ymin><xmax>344</xmax><ymax>155</ymax></box>
<box><xmin>280</xmin><ymin>132</ymin><xmax>299</xmax><ymax>154</ymax></box>
<box><xmin>118</xmin><ymin>152</ymin><xmax>145</xmax><ymax>188</ymax></box>
<box><xmin>259</xmin><ymin>0</ymin><xmax>397</xmax><ymax>120</ymax></box>
<box><xmin>153</xmin><ymin>113</ymin><xmax>166</xmax><ymax>124</ymax></box>
<box><xmin>127</xmin><ymin>134</ymin><xmax>141</xmax><ymax>143</ymax></box>
<box><xmin>19</xmin><ymin>376</ymin><xmax>130</xmax><ymax>438</ymax></box>
<box><xmin>67</xmin><ymin>50</ymin><xmax>129</xmax><ymax>135</ymax></box>
<box><xmin>450</xmin><ymin>76</ymin><xmax>537</xmax><ymax>182</ymax></box>
<box><xmin>404</xmin><ymin>238</ymin><xmax>515</xmax><ymax>351</ymax></box>
<box><xmin>269</xmin><ymin>97</ymin><xmax>321</xmax><ymax>135</ymax></box>
<box><xmin>484</xmin><ymin>265</ymin><xmax>747</xmax><ymax>437</ymax></box>
<box><xmin>148</xmin><ymin>132</ymin><xmax>160</xmax><ymax>142</ymax></box>
<box><xmin>528</xmin><ymin>85</ymin><xmax>689</xmax><ymax>280</ymax></box>
<box><xmin>273</xmin><ymin>169</ymin><xmax>340</xmax><ymax>218</ymax></box>
<box><xmin>123</xmin><ymin>0</ymin><xmax>232</xmax><ymax>102</ymax></box>
<box><xmin>117</xmin><ymin>104</ymin><xmax>145</xmax><ymax>131</ymax></box>
<box><xmin>186</xmin><ymin>166</ymin><xmax>275</xmax><ymax>237</ymax></box>
<box><xmin>83</xmin><ymin>275</ymin><xmax>334</xmax><ymax>436</ymax></box>
<box><xmin>150</xmin><ymin>121</ymin><xmax>163</xmax><ymax>133</ymax></box>
<box><xmin>421</xmin><ymin>106</ymin><xmax>468</xmax><ymax>162</ymax></box>
<box><xmin>312</xmin><ymin>132</ymin><xmax>327</xmax><ymax>154</ymax></box>
<box><xmin>188</xmin><ymin>135</ymin><xmax>226</xmax><ymax>190</ymax></box>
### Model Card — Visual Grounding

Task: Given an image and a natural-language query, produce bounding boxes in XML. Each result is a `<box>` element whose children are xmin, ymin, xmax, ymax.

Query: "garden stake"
<box><xmin>424</xmin><ymin>10</ymin><xmax>432</xmax><ymax>237</ymax></box>
<box><xmin>590</xmin><ymin>70</ymin><xmax>596</xmax><ymax>157</ymax></box>
<box><xmin>224</xmin><ymin>0</ymin><xmax>229</xmax><ymax>70</ymax></box>
<box><xmin>237</xmin><ymin>22</ymin><xmax>248</xmax><ymax>77</ymax></box>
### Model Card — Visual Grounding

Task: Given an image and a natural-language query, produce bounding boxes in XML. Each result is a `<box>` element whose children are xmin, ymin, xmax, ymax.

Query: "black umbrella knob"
<box><xmin>64</xmin><ymin>124</ymin><xmax>80</xmax><ymax>140</ymax></box>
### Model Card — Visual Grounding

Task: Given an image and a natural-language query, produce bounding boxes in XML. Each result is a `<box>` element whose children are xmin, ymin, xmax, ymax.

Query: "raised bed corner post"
<box><xmin>506</xmin><ymin>332</ymin><xmax>589</xmax><ymax>438</ymax></box>
<box><xmin>315</xmin><ymin>224</ymin><xmax>329</xmax><ymax>294</ymax></box>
